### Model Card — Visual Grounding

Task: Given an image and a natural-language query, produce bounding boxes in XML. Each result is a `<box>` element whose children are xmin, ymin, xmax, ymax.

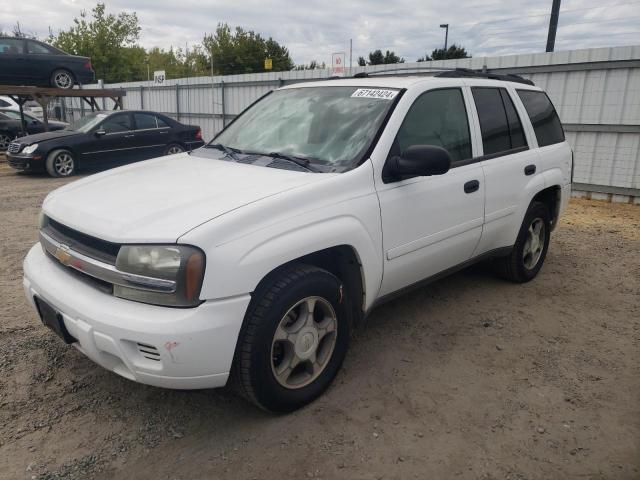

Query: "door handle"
<box><xmin>524</xmin><ymin>164</ymin><xmax>536</xmax><ymax>176</ymax></box>
<box><xmin>124</xmin><ymin>134</ymin><xmax>135</xmax><ymax>138</ymax></box>
<box><xmin>464</xmin><ymin>180</ymin><xmax>480</xmax><ymax>194</ymax></box>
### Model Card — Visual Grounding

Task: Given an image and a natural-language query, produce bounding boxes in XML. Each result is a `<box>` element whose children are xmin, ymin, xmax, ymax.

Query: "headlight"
<box><xmin>22</xmin><ymin>143</ymin><xmax>39</xmax><ymax>154</ymax></box>
<box><xmin>114</xmin><ymin>245</ymin><xmax>205</xmax><ymax>307</ymax></box>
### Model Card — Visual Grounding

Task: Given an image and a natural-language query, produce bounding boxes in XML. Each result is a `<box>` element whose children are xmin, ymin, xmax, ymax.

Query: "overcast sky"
<box><xmin>3</xmin><ymin>0</ymin><xmax>639</xmax><ymax>65</ymax></box>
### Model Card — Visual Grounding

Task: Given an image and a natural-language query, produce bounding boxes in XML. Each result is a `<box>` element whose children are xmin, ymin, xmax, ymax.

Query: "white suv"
<box><xmin>23</xmin><ymin>72</ymin><xmax>572</xmax><ymax>412</ymax></box>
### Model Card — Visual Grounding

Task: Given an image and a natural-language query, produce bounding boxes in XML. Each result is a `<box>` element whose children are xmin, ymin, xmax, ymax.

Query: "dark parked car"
<box><xmin>6</xmin><ymin>110</ymin><xmax>205</xmax><ymax>177</ymax></box>
<box><xmin>0</xmin><ymin>37</ymin><xmax>94</xmax><ymax>89</ymax></box>
<box><xmin>0</xmin><ymin>109</ymin><xmax>68</xmax><ymax>151</ymax></box>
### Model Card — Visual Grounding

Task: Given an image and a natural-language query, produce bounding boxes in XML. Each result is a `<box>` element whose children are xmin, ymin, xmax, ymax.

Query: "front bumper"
<box><xmin>7</xmin><ymin>153</ymin><xmax>45</xmax><ymax>172</ymax></box>
<box><xmin>23</xmin><ymin>244</ymin><xmax>251</xmax><ymax>389</ymax></box>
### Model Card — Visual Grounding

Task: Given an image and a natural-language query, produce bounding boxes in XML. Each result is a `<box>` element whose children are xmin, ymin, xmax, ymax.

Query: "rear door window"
<box><xmin>133</xmin><ymin>113</ymin><xmax>158</xmax><ymax>130</ymax></box>
<box><xmin>500</xmin><ymin>90</ymin><xmax>527</xmax><ymax>149</ymax></box>
<box><xmin>517</xmin><ymin>90</ymin><xmax>565</xmax><ymax>147</ymax></box>
<box><xmin>471</xmin><ymin>88</ymin><xmax>511</xmax><ymax>155</ymax></box>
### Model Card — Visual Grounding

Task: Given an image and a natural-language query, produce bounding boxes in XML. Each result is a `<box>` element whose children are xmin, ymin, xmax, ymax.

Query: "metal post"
<box><xmin>98</xmin><ymin>79</ymin><xmax>105</xmax><ymax>109</ymax></box>
<box><xmin>18</xmin><ymin>98</ymin><xmax>26</xmax><ymax>136</ymax></box>
<box><xmin>41</xmin><ymin>97</ymin><xmax>50</xmax><ymax>132</ymax></box>
<box><xmin>140</xmin><ymin>85</ymin><xmax>144</xmax><ymax>109</ymax></box>
<box><xmin>220</xmin><ymin>80</ymin><xmax>226</xmax><ymax>128</ymax></box>
<box><xmin>349</xmin><ymin>39</ymin><xmax>353</xmax><ymax>73</ymax></box>
<box><xmin>175</xmin><ymin>84</ymin><xmax>180</xmax><ymax>121</ymax></box>
<box><xmin>546</xmin><ymin>0</ymin><xmax>562</xmax><ymax>52</ymax></box>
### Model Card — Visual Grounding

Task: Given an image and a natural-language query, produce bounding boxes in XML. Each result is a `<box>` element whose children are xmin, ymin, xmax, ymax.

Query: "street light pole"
<box><xmin>440</xmin><ymin>24</ymin><xmax>449</xmax><ymax>52</ymax></box>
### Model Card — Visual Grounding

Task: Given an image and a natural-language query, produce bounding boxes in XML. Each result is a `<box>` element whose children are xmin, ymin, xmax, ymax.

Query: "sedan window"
<box><xmin>0</xmin><ymin>39</ymin><xmax>24</xmax><ymax>54</ymax></box>
<box><xmin>27</xmin><ymin>41</ymin><xmax>56</xmax><ymax>54</ymax></box>
<box><xmin>133</xmin><ymin>113</ymin><xmax>158</xmax><ymax>130</ymax></box>
<box><xmin>101</xmin><ymin>115</ymin><xmax>132</xmax><ymax>134</ymax></box>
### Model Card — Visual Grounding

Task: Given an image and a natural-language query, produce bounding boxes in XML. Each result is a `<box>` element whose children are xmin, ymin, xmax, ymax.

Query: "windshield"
<box><xmin>212</xmin><ymin>86</ymin><xmax>399</xmax><ymax>170</ymax></box>
<box><xmin>1</xmin><ymin>110</ymin><xmax>37</xmax><ymax>122</ymax></box>
<box><xmin>71</xmin><ymin>113</ymin><xmax>108</xmax><ymax>133</ymax></box>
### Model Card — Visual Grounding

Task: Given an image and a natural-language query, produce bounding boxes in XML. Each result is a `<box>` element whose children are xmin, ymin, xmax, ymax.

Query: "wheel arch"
<box><xmin>531</xmin><ymin>185</ymin><xmax>562</xmax><ymax>230</ymax></box>
<box><xmin>253</xmin><ymin>245</ymin><xmax>366</xmax><ymax>324</ymax></box>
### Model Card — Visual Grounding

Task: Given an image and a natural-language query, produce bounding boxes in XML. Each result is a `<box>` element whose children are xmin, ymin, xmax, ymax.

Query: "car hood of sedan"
<box><xmin>43</xmin><ymin>152</ymin><xmax>337</xmax><ymax>243</ymax></box>
<box><xmin>19</xmin><ymin>129</ymin><xmax>81</xmax><ymax>145</ymax></box>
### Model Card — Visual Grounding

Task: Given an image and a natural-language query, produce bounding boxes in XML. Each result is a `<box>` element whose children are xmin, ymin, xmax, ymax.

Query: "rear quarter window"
<box><xmin>517</xmin><ymin>90</ymin><xmax>565</xmax><ymax>147</ymax></box>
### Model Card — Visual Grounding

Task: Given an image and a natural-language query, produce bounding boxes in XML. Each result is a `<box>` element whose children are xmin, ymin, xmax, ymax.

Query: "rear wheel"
<box><xmin>232</xmin><ymin>264</ymin><xmax>351</xmax><ymax>412</ymax></box>
<box><xmin>164</xmin><ymin>143</ymin><xmax>184</xmax><ymax>155</ymax></box>
<box><xmin>0</xmin><ymin>132</ymin><xmax>12</xmax><ymax>151</ymax></box>
<box><xmin>46</xmin><ymin>149</ymin><xmax>76</xmax><ymax>177</ymax></box>
<box><xmin>493</xmin><ymin>201</ymin><xmax>551</xmax><ymax>283</ymax></box>
<box><xmin>50</xmin><ymin>69</ymin><xmax>74</xmax><ymax>89</ymax></box>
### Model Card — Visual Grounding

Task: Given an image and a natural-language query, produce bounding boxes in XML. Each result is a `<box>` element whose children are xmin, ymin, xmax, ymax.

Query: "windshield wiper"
<box><xmin>206</xmin><ymin>143</ymin><xmax>241</xmax><ymax>161</ymax></box>
<box><xmin>264</xmin><ymin>152</ymin><xmax>320</xmax><ymax>172</ymax></box>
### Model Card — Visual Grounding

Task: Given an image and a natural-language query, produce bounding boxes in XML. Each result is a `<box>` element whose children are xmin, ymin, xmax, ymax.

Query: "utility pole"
<box><xmin>349</xmin><ymin>38</ymin><xmax>353</xmax><ymax>72</ymax></box>
<box><xmin>546</xmin><ymin>0</ymin><xmax>561</xmax><ymax>52</ymax></box>
<box><xmin>440</xmin><ymin>24</ymin><xmax>449</xmax><ymax>52</ymax></box>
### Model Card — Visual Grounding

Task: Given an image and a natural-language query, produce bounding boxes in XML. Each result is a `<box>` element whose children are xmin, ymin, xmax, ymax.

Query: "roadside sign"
<box><xmin>153</xmin><ymin>70</ymin><xmax>166</xmax><ymax>85</ymax></box>
<box><xmin>264</xmin><ymin>58</ymin><xmax>273</xmax><ymax>70</ymax></box>
<box><xmin>331</xmin><ymin>53</ymin><xmax>346</xmax><ymax>76</ymax></box>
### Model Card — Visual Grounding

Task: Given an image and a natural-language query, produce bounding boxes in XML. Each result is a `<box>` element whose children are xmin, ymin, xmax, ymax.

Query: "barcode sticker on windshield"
<box><xmin>351</xmin><ymin>89</ymin><xmax>398</xmax><ymax>100</ymax></box>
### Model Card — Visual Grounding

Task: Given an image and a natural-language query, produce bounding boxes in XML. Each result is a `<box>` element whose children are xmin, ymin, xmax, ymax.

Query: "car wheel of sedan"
<box><xmin>0</xmin><ymin>132</ymin><xmax>12</xmax><ymax>151</ymax></box>
<box><xmin>46</xmin><ymin>149</ymin><xmax>76</xmax><ymax>177</ymax></box>
<box><xmin>232</xmin><ymin>264</ymin><xmax>351</xmax><ymax>412</ymax></box>
<box><xmin>164</xmin><ymin>143</ymin><xmax>184</xmax><ymax>155</ymax></box>
<box><xmin>51</xmin><ymin>69</ymin><xmax>75</xmax><ymax>89</ymax></box>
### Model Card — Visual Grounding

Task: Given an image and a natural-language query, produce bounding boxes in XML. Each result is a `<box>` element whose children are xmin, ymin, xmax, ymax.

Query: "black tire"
<box><xmin>164</xmin><ymin>143</ymin><xmax>184</xmax><ymax>155</ymax></box>
<box><xmin>50</xmin><ymin>69</ymin><xmax>75</xmax><ymax>89</ymax></box>
<box><xmin>493</xmin><ymin>201</ymin><xmax>551</xmax><ymax>283</ymax></box>
<box><xmin>46</xmin><ymin>149</ymin><xmax>76</xmax><ymax>177</ymax></box>
<box><xmin>232</xmin><ymin>264</ymin><xmax>351</xmax><ymax>412</ymax></box>
<box><xmin>0</xmin><ymin>131</ymin><xmax>12</xmax><ymax>151</ymax></box>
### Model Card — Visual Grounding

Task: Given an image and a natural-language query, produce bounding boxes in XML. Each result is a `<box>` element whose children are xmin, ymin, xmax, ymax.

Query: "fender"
<box><xmin>180</xmin><ymin>162</ymin><xmax>384</xmax><ymax>310</ymax></box>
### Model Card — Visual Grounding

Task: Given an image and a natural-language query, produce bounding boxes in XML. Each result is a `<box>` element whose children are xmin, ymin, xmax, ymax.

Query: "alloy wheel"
<box><xmin>523</xmin><ymin>217</ymin><xmax>545</xmax><ymax>270</ymax></box>
<box><xmin>271</xmin><ymin>296</ymin><xmax>338</xmax><ymax>389</ymax></box>
<box><xmin>0</xmin><ymin>134</ymin><xmax>11</xmax><ymax>151</ymax></box>
<box><xmin>166</xmin><ymin>145</ymin><xmax>184</xmax><ymax>155</ymax></box>
<box><xmin>53</xmin><ymin>152</ymin><xmax>74</xmax><ymax>176</ymax></box>
<box><xmin>54</xmin><ymin>72</ymin><xmax>73</xmax><ymax>89</ymax></box>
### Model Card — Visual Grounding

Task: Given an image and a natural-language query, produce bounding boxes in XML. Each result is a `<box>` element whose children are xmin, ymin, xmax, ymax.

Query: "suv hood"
<box><xmin>43</xmin><ymin>153</ymin><xmax>336</xmax><ymax>243</ymax></box>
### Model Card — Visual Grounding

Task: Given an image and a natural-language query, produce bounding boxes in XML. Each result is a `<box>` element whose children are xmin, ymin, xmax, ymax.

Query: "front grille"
<box><xmin>137</xmin><ymin>343</ymin><xmax>161</xmax><ymax>361</ymax></box>
<box><xmin>43</xmin><ymin>216</ymin><xmax>120</xmax><ymax>264</ymax></box>
<box><xmin>8</xmin><ymin>142</ymin><xmax>21</xmax><ymax>154</ymax></box>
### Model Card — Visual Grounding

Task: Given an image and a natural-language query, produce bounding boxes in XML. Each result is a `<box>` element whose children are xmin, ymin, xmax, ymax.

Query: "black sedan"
<box><xmin>0</xmin><ymin>37</ymin><xmax>94</xmax><ymax>89</ymax></box>
<box><xmin>0</xmin><ymin>109</ymin><xmax>68</xmax><ymax>151</ymax></box>
<box><xmin>6</xmin><ymin>110</ymin><xmax>205</xmax><ymax>177</ymax></box>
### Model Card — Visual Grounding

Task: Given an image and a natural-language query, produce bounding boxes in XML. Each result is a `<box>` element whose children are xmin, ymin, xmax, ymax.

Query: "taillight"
<box><xmin>195</xmin><ymin>129</ymin><xmax>202</xmax><ymax>140</ymax></box>
<box><xmin>83</xmin><ymin>60</ymin><xmax>92</xmax><ymax>70</ymax></box>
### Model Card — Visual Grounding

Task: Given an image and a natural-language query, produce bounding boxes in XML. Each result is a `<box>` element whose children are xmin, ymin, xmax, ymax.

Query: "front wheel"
<box><xmin>46</xmin><ymin>149</ymin><xmax>76</xmax><ymax>177</ymax></box>
<box><xmin>493</xmin><ymin>201</ymin><xmax>551</xmax><ymax>283</ymax></box>
<box><xmin>232</xmin><ymin>264</ymin><xmax>351</xmax><ymax>412</ymax></box>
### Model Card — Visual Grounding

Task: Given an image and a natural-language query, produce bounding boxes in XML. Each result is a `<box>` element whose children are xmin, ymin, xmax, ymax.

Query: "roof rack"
<box><xmin>352</xmin><ymin>66</ymin><xmax>534</xmax><ymax>86</ymax></box>
<box><xmin>434</xmin><ymin>68</ymin><xmax>534</xmax><ymax>86</ymax></box>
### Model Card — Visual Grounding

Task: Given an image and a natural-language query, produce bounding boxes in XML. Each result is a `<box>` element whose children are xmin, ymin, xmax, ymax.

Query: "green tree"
<box><xmin>357</xmin><ymin>56</ymin><xmax>366</xmax><ymax>67</ymax></box>
<box><xmin>430</xmin><ymin>44</ymin><xmax>471</xmax><ymax>61</ymax></box>
<box><xmin>202</xmin><ymin>23</ymin><xmax>293</xmax><ymax>75</ymax></box>
<box><xmin>365</xmin><ymin>49</ymin><xmax>404</xmax><ymax>65</ymax></box>
<box><xmin>49</xmin><ymin>3</ymin><xmax>141</xmax><ymax>83</ymax></box>
<box><xmin>293</xmin><ymin>60</ymin><xmax>326</xmax><ymax>70</ymax></box>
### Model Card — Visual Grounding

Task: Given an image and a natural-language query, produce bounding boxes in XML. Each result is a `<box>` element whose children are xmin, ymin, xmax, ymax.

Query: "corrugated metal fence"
<box><xmin>66</xmin><ymin>45</ymin><xmax>640</xmax><ymax>200</ymax></box>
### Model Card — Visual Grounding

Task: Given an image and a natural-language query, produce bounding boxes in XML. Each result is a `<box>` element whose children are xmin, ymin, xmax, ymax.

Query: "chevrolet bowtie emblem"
<box><xmin>54</xmin><ymin>244</ymin><xmax>72</xmax><ymax>265</ymax></box>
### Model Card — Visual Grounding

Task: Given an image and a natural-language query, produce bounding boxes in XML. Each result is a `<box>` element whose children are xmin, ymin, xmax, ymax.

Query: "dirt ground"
<box><xmin>0</xmin><ymin>157</ymin><xmax>638</xmax><ymax>480</ymax></box>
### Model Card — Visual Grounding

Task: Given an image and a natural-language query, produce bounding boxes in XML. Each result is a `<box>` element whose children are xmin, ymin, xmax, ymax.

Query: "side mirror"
<box><xmin>31</xmin><ymin>119</ymin><xmax>38</xmax><ymax>125</ymax></box>
<box><xmin>94</xmin><ymin>129</ymin><xmax>106</xmax><ymax>137</ymax></box>
<box><xmin>384</xmin><ymin>145</ymin><xmax>451</xmax><ymax>182</ymax></box>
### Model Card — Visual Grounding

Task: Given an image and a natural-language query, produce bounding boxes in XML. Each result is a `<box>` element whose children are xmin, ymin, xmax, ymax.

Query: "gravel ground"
<box><xmin>1</xmin><ymin>158</ymin><xmax>639</xmax><ymax>480</ymax></box>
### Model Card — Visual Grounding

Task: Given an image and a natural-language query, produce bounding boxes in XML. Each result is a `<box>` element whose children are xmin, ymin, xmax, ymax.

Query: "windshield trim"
<box><xmin>208</xmin><ymin>85</ymin><xmax>406</xmax><ymax>173</ymax></box>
